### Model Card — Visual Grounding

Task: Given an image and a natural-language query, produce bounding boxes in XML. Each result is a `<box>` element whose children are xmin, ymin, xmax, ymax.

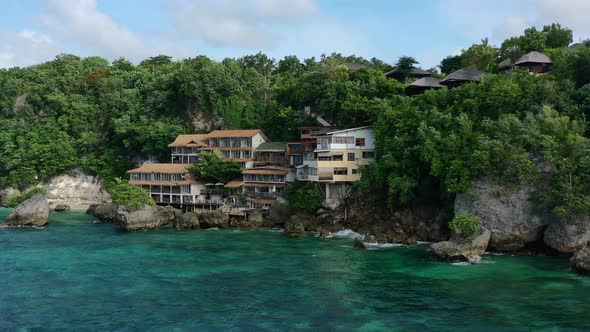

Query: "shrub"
<box><xmin>449</xmin><ymin>212</ymin><xmax>480</xmax><ymax>236</ymax></box>
<box><xmin>6</xmin><ymin>187</ymin><xmax>47</xmax><ymax>208</ymax></box>
<box><xmin>282</xmin><ymin>182</ymin><xmax>324</xmax><ymax>211</ymax></box>
<box><xmin>107</xmin><ymin>178</ymin><xmax>155</xmax><ymax>211</ymax></box>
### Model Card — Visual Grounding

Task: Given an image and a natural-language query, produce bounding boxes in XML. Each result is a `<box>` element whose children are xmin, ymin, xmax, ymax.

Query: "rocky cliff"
<box><xmin>43</xmin><ymin>169</ymin><xmax>110</xmax><ymax>211</ymax></box>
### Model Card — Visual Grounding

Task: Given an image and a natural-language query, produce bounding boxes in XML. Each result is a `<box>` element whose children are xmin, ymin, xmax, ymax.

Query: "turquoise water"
<box><xmin>1</xmin><ymin>209</ymin><xmax>590</xmax><ymax>331</ymax></box>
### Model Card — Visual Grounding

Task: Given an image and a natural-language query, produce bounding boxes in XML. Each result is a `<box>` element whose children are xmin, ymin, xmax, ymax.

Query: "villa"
<box><xmin>296</xmin><ymin>126</ymin><xmax>376</xmax><ymax>203</ymax></box>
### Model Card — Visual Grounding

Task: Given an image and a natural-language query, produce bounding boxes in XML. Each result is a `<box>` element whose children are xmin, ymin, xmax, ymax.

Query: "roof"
<box><xmin>440</xmin><ymin>68</ymin><xmax>484</xmax><ymax>84</ymax></box>
<box><xmin>408</xmin><ymin>77</ymin><xmax>442</xmax><ymax>88</ymax></box>
<box><xmin>206</xmin><ymin>129</ymin><xmax>265</xmax><ymax>139</ymax></box>
<box><xmin>326</xmin><ymin>126</ymin><xmax>372</xmax><ymax>135</ymax></box>
<box><xmin>242</xmin><ymin>167</ymin><xmax>289</xmax><ymax>175</ymax></box>
<box><xmin>385</xmin><ymin>67</ymin><xmax>433</xmax><ymax>78</ymax></box>
<box><xmin>127</xmin><ymin>163</ymin><xmax>191</xmax><ymax>174</ymax></box>
<box><xmin>129</xmin><ymin>180</ymin><xmax>197</xmax><ymax>186</ymax></box>
<box><xmin>168</xmin><ymin>134</ymin><xmax>208</xmax><ymax>147</ymax></box>
<box><xmin>498</xmin><ymin>58</ymin><xmax>513</xmax><ymax>70</ymax></box>
<box><xmin>224</xmin><ymin>179</ymin><xmax>244</xmax><ymax>188</ymax></box>
<box><xmin>514</xmin><ymin>51</ymin><xmax>552</xmax><ymax>65</ymax></box>
<box><xmin>255</xmin><ymin>142</ymin><xmax>288</xmax><ymax>152</ymax></box>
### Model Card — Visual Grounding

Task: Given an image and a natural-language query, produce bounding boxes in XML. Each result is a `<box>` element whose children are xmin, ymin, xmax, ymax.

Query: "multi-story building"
<box><xmin>168</xmin><ymin>130</ymin><xmax>268</xmax><ymax>168</ymax></box>
<box><xmin>127</xmin><ymin>163</ymin><xmax>224</xmax><ymax>211</ymax></box>
<box><xmin>253</xmin><ymin>142</ymin><xmax>288</xmax><ymax>167</ymax></box>
<box><xmin>241</xmin><ymin>167</ymin><xmax>294</xmax><ymax>209</ymax></box>
<box><xmin>297</xmin><ymin>126</ymin><xmax>376</xmax><ymax>202</ymax></box>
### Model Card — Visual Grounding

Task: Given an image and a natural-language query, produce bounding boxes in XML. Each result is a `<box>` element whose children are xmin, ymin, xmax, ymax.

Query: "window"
<box><xmin>356</xmin><ymin>138</ymin><xmax>366</xmax><ymax>147</ymax></box>
<box><xmin>362</xmin><ymin>151</ymin><xmax>375</xmax><ymax>159</ymax></box>
<box><xmin>348</xmin><ymin>153</ymin><xmax>355</xmax><ymax>161</ymax></box>
<box><xmin>352</xmin><ymin>169</ymin><xmax>358</xmax><ymax>174</ymax></box>
<box><xmin>333</xmin><ymin>136</ymin><xmax>354</xmax><ymax>144</ymax></box>
<box><xmin>334</xmin><ymin>167</ymin><xmax>348</xmax><ymax>175</ymax></box>
<box><xmin>332</xmin><ymin>154</ymin><xmax>343</xmax><ymax>161</ymax></box>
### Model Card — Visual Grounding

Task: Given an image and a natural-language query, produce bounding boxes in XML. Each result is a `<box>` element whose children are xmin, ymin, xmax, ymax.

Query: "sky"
<box><xmin>2</xmin><ymin>0</ymin><xmax>590</xmax><ymax>69</ymax></box>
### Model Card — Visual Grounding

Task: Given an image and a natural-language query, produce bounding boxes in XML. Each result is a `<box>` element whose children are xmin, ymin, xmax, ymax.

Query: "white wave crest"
<box><xmin>326</xmin><ymin>229</ymin><xmax>363</xmax><ymax>239</ymax></box>
<box><xmin>364</xmin><ymin>242</ymin><xmax>403</xmax><ymax>250</ymax></box>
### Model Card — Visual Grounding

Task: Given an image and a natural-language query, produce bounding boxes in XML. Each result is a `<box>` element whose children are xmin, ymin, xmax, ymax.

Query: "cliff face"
<box><xmin>43</xmin><ymin>170</ymin><xmax>110</xmax><ymax>211</ymax></box>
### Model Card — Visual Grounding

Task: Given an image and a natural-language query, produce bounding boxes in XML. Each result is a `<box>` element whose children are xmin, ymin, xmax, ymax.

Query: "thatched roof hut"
<box><xmin>405</xmin><ymin>77</ymin><xmax>443</xmax><ymax>95</ymax></box>
<box><xmin>440</xmin><ymin>68</ymin><xmax>484</xmax><ymax>88</ymax></box>
<box><xmin>514</xmin><ymin>51</ymin><xmax>552</xmax><ymax>73</ymax></box>
<box><xmin>498</xmin><ymin>59</ymin><xmax>513</xmax><ymax>71</ymax></box>
<box><xmin>385</xmin><ymin>67</ymin><xmax>433</xmax><ymax>80</ymax></box>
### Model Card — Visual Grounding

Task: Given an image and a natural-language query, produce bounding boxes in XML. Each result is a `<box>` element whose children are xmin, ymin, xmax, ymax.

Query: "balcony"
<box><xmin>244</xmin><ymin>191</ymin><xmax>279</xmax><ymax>198</ymax></box>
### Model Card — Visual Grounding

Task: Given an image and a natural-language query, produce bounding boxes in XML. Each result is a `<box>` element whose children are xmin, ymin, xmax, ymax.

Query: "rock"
<box><xmin>353</xmin><ymin>238</ymin><xmax>367</xmax><ymax>249</ymax></box>
<box><xmin>86</xmin><ymin>203</ymin><xmax>116</xmax><ymax>222</ymax></box>
<box><xmin>43</xmin><ymin>169</ymin><xmax>110</xmax><ymax>211</ymax></box>
<box><xmin>404</xmin><ymin>236</ymin><xmax>418</xmax><ymax>245</ymax></box>
<box><xmin>571</xmin><ymin>247</ymin><xmax>590</xmax><ymax>275</ymax></box>
<box><xmin>239</xmin><ymin>211</ymin><xmax>264</xmax><ymax>229</ymax></box>
<box><xmin>284</xmin><ymin>215</ymin><xmax>307</xmax><ymax>237</ymax></box>
<box><xmin>174</xmin><ymin>212</ymin><xmax>200</xmax><ymax>230</ymax></box>
<box><xmin>455</xmin><ymin>179</ymin><xmax>551</xmax><ymax>251</ymax></box>
<box><xmin>115</xmin><ymin>205</ymin><xmax>176</xmax><ymax>231</ymax></box>
<box><xmin>430</xmin><ymin>229</ymin><xmax>491</xmax><ymax>262</ymax></box>
<box><xmin>53</xmin><ymin>204</ymin><xmax>71</xmax><ymax>212</ymax></box>
<box><xmin>0</xmin><ymin>188</ymin><xmax>20</xmax><ymax>207</ymax></box>
<box><xmin>267</xmin><ymin>197</ymin><xmax>294</xmax><ymax>227</ymax></box>
<box><xmin>544</xmin><ymin>217</ymin><xmax>590</xmax><ymax>253</ymax></box>
<box><xmin>200</xmin><ymin>209</ymin><xmax>229</xmax><ymax>229</ymax></box>
<box><xmin>1</xmin><ymin>194</ymin><xmax>49</xmax><ymax>227</ymax></box>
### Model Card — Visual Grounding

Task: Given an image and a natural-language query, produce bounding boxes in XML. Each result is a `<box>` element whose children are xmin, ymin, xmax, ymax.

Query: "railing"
<box><xmin>244</xmin><ymin>191</ymin><xmax>279</xmax><ymax>198</ymax></box>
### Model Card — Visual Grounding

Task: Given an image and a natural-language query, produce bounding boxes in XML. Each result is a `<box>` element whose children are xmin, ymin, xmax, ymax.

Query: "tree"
<box><xmin>189</xmin><ymin>151</ymin><xmax>242</xmax><ymax>183</ymax></box>
<box><xmin>108</xmin><ymin>178</ymin><xmax>155</xmax><ymax>211</ymax></box>
<box><xmin>440</xmin><ymin>55</ymin><xmax>463</xmax><ymax>74</ymax></box>
<box><xmin>394</xmin><ymin>56</ymin><xmax>418</xmax><ymax>82</ymax></box>
<box><xmin>460</xmin><ymin>38</ymin><xmax>498</xmax><ymax>72</ymax></box>
<box><xmin>543</xmin><ymin>23</ymin><xmax>573</xmax><ymax>49</ymax></box>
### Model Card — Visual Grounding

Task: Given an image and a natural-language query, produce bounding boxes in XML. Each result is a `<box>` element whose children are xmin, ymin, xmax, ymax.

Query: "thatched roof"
<box><xmin>385</xmin><ymin>67</ymin><xmax>432</xmax><ymax>78</ymax></box>
<box><xmin>440</xmin><ymin>68</ymin><xmax>484</xmax><ymax>84</ymax></box>
<box><xmin>514</xmin><ymin>51</ymin><xmax>552</xmax><ymax>65</ymax></box>
<box><xmin>498</xmin><ymin>58</ymin><xmax>513</xmax><ymax>70</ymax></box>
<box><xmin>408</xmin><ymin>77</ymin><xmax>442</xmax><ymax>88</ymax></box>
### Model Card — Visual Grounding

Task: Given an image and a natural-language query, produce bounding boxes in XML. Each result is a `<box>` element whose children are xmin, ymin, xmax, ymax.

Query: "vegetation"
<box><xmin>282</xmin><ymin>182</ymin><xmax>324</xmax><ymax>211</ymax></box>
<box><xmin>188</xmin><ymin>151</ymin><xmax>242</xmax><ymax>183</ymax></box>
<box><xmin>449</xmin><ymin>213</ymin><xmax>480</xmax><ymax>236</ymax></box>
<box><xmin>6</xmin><ymin>187</ymin><xmax>47</xmax><ymax>208</ymax></box>
<box><xmin>107</xmin><ymin>178</ymin><xmax>155</xmax><ymax>211</ymax></box>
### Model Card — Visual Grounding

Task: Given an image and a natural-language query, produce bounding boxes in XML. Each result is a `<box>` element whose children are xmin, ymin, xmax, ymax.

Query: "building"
<box><xmin>440</xmin><ymin>68</ymin><xmax>484</xmax><ymax>88</ymax></box>
<box><xmin>498</xmin><ymin>58</ymin><xmax>513</xmax><ymax>71</ymax></box>
<box><xmin>242</xmin><ymin>167</ymin><xmax>294</xmax><ymax>209</ymax></box>
<box><xmin>385</xmin><ymin>67</ymin><xmax>433</xmax><ymax>81</ymax></box>
<box><xmin>168</xmin><ymin>130</ymin><xmax>268</xmax><ymax>168</ymax></box>
<box><xmin>514</xmin><ymin>51</ymin><xmax>553</xmax><ymax>73</ymax></box>
<box><xmin>406</xmin><ymin>77</ymin><xmax>443</xmax><ymax>96</ymax></box>
<box><xmin>253</xmin><ymin>142</ymin><xmax>288</xmax><ymax>167</ymax></box>
<box><xmin>127</xmin><ymin>163</ymin><xmax>224</xmax><ymax>211</ymax></box>
<box><xmin>297</xmin><ymin>126</ymin><xmax>376</xmax><ymax>202</ymax></box>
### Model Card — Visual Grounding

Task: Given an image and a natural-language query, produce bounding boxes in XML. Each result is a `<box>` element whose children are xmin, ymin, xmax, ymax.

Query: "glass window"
<box><xmin>356</xmin><ymin>138</ymin><xmax>366</xmax><ymax>146</ymax></box>
<box><xmin>348</xmin><ymin>153</ymin><xmax>355</xmax><ymax>161</ymax></box>
<box><xmin>362</xmin><ymin>151</ymin><xmax>375</xmax><ymax>159</ymax></box>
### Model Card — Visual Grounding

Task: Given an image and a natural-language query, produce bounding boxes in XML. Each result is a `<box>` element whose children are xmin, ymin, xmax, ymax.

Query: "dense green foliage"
<box><xmin>6</xmin><ymin>187</ymin><xmax>47</xmax><ymax>208</ymax></box>
<box><xmin>188</xmin><ymin>151</ymin><xmax>242</xmax><ymax>183</ymax></box>
<box><xmin>282</xmin><ymin>182</ymin><xmax>324</xmax><ymax>211</ymax></box>
<box><xmin>108</xmin><ymin>178</ymin><xmax>155</xmax><ymax>211</ymax></box>
<box><xmin>449</xmin><ymin>213</ymin><xmax>480</xmax><ymax>236</ymax></box>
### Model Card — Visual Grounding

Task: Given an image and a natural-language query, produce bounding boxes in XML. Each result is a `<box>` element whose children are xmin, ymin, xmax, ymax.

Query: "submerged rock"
<box><xmin>1</xmin><ymin>194</ymin><xmax>49</xmax><ymax>227</ymax></box>
<box><xmin>174</xmin><ymin>212</ymin><xmax>200</xmax><ymax>230</ymax></box>
<box><xmin>430</xmin><ymin>229</ymin><xmax>491</xmax><ymax>262</ymax></box>
<box><xmin>53</xmin><ymin>204</ymin><xmax>71</xmax><ymax>212</ymax></box>
<box><xmin>544</xmin><ymin>217</ymin><xmax>590</xmax><ymax>253</ymax></box>
<box><xmin>115</xmin><ymin>205</ymin><xmax>176</xmax><ymax>231</ymax></box>
<box><xmin>200</xmin><ymin>209</ymin><xmax>230</xmax><ymax>229</ymax></box>
<box><xmin>86</xmin><ymin>203</ymin><xmax>116</xmax><ymax>222</ymax></box>
<box><xmin>0</xmin><ymin>188</ymin><xmax>20</xmax><ymax>207</ymax></box>
<box><xmin>571</xmin><ymin>247</ymin><xmax>590</xmax><ymax>275</ymax></box>
<box><xmin>455</xmin><ymin>179</ymin><xmax>551</xmax><ymax>252</ymax></box>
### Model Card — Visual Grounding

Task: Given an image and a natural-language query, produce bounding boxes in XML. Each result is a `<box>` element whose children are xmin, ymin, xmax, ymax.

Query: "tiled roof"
<box><xmin>126</xmin><ymin>163</ymin><xmax>191</xmax><ymax>174</ymax></box>
<box><xmin>206</xmin><ymin>129</ymin><xmax>264</xmax><ymax>138</ymax></box>
<box><xmin>168</xmin><ymin>134</ymin><xmax>209</xmax><ymax>147</ymax></box>
<box><xmin>224</xmin><ymin>179</ymin><xmax>244</xmax><ymax>188</ymax></box>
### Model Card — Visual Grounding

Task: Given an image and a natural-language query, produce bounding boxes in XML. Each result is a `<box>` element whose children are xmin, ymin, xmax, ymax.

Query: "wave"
<box><xmin>417</xmin><ymin>241</ymin><xmax>433</xmax><ymax>245</ymax></box>
<box><xmin>451</xmin><ymin>261</ymin><xmax>471</xmax><ymax>266</ymax></box>
<box><xmin>205</xmin><ymin>227</ymin><xmax>220</xmax><ymax>231</ymax></box>
<box><xmin>326</xmin><ymin>229</ymin><xmax>363</xmax><ymax>239</ymax></box>
<box><xmin>363</xmin><ymin>242</ymin><xmax>404</xmax><ymax>250</ymax></box>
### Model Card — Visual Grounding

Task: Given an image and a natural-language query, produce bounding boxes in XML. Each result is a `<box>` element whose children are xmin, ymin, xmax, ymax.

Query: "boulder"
<box><xmin>115</xmin><ymin>205</ymin><xmax>176</xmax><ymax>231</ymax></box>
<box><xmin>86</xmin><ymin>203</ymin><xmax>116</xmax><ymax>222</ymax></box>
<box><xmin>0</xmin><ymin>188</ymin><xmax>20</xmax><ymax>207</ymax></box>
<box><xmin>174</xmin><ymin>212</ymin><xmax>200</xmax><ymax>230</ymax></box>
<box><xmin>53</xmin><ymin>204</ymin><xmax>71</xmax><ymax>212</ymax></box>
<box><xmin>571</xmin><ymin>247</ymin><xmax>590</xmax><ymax>275</ymax></box>
<box><xmin>200</xmin><ymin>209</ymin><xmax>229</xmax><ymax>229</ymax></box>
<box><xmin>1</xmin><ymin>194</ymin><xmax>49</xmax><ymax>227</ymax></box>
<box><xmin>284</xmin><ymin>214</ymin><xmax>308</xmax><ymax>237</ymax></box>
<box><xmin>455</xmin><ymin>179</ymin><xmax>551</xmax><ymax>251</ymax></box>
<box><xmin>544</xmin><ymin>217</ymin><xmax>590</xmax><ymax>253</ymax></box>
<box><xmin>267</xmin><ymin>197</ymin><xmax>294</xmax><ymax>227</ymax></box>
<box><xmin>238</xmin><ymin>211</ymin><xmax>264</xmax><ymax>230</ymax></box>
<box><xmin>430</xmin><ymin>229</ymin><xmax>491</xmax><ymax>262</ymax></box>
<box><xmin>353</xmin><ymin>238</ymin><xmax>367</xmax><ymax>249</ymax></box>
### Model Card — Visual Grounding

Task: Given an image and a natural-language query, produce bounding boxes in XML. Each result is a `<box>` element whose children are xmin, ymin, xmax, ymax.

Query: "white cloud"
<box><xmin>492</xmin><ymin>16</ymin><xmax>530</xmax><ymax>42</ymax></box>
<box><xmin>251</xmin><ymin>0</ymin><xmax>319</xmax><ymax>19</ymax></box>
<box><xmin>40</xmin><ymin>0</ymin><xmax>150</xmax><ymax>61</ymax></box>
<box><xmin>537</xmin><ymin>0</ymin><xmax>590</xmax><ymax>37</ymax></box>
<box><xmin>0</xmin><ymin>29</ymin><xmax>59</xmax><ymax>68</ymax></box>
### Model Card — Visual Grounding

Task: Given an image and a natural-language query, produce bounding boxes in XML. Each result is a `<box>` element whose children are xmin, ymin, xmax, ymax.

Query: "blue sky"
<box><xmin>1</xmin><ymin>0</ymin><xmax>590</xmax><ymax>69</ymax></box>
